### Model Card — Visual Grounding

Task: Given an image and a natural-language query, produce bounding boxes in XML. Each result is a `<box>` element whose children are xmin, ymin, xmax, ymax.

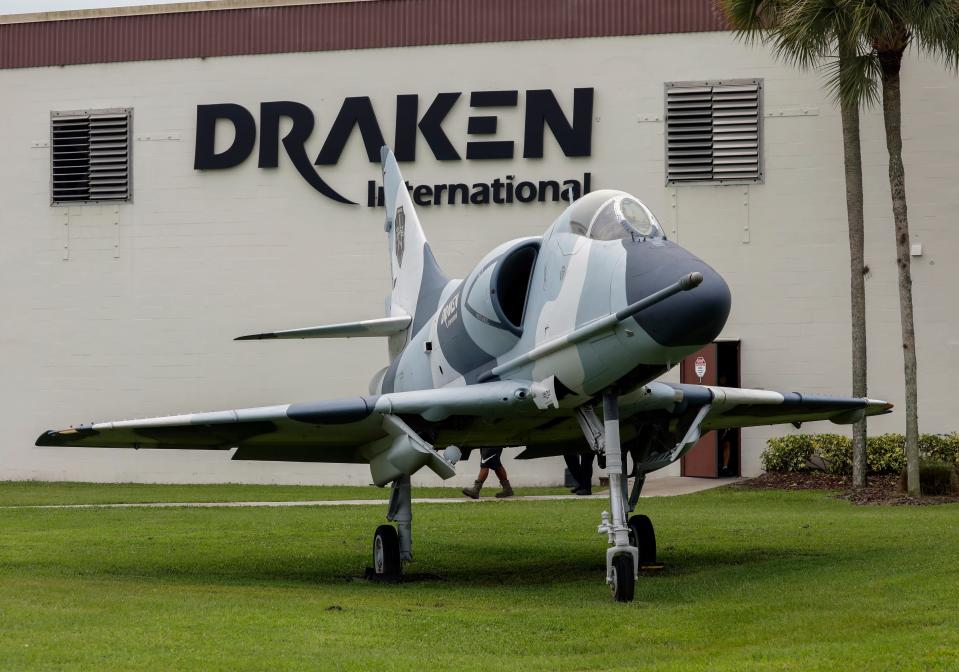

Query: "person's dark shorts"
<box><xmin>479</xmin><ymin>447</ymin><xmax>504</xmax><ymax>470</ymax></box>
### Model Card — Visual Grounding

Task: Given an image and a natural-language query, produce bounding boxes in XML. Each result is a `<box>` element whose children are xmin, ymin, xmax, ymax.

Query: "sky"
<box><xmin>0</xmin><ymin>0</ymin><xmax>211</xmax><ymax>14</ymax></box>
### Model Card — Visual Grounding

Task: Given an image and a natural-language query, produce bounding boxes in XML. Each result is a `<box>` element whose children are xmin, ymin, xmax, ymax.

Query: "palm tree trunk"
<box><xmin>840</xmin><ymin>94</ymin><xmax>868</xmax><ymax>489</ymax></box>
<box><xmin>879</xmin><ymin>49</ymin><xmax>921</xmax><ymax>497</ymax></box>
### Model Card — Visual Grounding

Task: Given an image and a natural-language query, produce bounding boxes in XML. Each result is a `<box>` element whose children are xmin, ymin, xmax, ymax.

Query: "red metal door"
<box><xmin>680</xmin><ymin>343</ymin><xmax>718</xmax><ymax>477</ymax></box>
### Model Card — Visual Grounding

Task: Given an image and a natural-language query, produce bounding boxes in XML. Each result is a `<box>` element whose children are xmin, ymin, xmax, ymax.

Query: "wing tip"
<box><xmin>235</xmin><ymin>333</ymin><xmax>277</xmax><ymax>341</ymax></box>
<box><xmin>35</xmin><ymin>431</ymin><xmax>58</xmax><ymax>446</ymax></box>
<box><xmin>35</xmin><ymin>426</ymin><xmax>96</xmax><ymax>446</ymax></box>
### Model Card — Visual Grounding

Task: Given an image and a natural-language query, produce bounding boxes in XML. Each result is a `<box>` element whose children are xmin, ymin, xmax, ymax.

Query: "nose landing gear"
<box><xmin>593</xmin><ymin>389</ymin><xmax>661</xmax><ymax>602</ymax></box>
<box><xmin>595</xmin><ymin>389</ymin><xmax>640</xmax><ymax>602</ymax></box>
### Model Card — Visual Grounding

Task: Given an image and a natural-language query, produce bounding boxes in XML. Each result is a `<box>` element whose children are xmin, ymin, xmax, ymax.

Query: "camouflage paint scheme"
<box><xmin>38</xmin><ymin>148</ymin><xmax>892</xmax><ymax>486</ymax></box>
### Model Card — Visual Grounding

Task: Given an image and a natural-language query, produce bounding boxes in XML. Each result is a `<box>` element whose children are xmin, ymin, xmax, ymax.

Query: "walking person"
<box><xmin>462</xmin><ymin>447</ymin><xmax>514</xmax><ymax>499</ymax></box>
<box><xmin>564</xmin><ymin>450</ymin><xmax>595</xmax><ymax>495</ymax></box>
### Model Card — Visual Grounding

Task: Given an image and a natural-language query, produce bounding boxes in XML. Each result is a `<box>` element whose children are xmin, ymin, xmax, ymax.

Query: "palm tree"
<box><xmin>850</xmin><ymin>2</ymin><xmax>959</xmax><ymax>496</ymax></box>
<box><xmin>794</xmin><ymin>1</ymin><xmax>959</xmax><ymax>496</ymax></box>
<box><xmin>719</xmin><ymin>0</ymin><xmax>876</xmax><ymax>488</ymax></box>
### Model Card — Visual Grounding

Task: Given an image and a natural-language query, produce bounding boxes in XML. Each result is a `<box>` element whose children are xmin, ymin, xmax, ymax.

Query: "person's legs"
<box><xmin>564</xmin><ymin>452</ymin><xmax>583</xmax><ymax>491</ymax></box>
<box><xmin>578</xmin><ymin>453</ymin><xmax>594</xmax><ymax>494</ymax></box>
<box><xmin>720</xmin><ymin>440</ymin><xmax>732</xmax><ymax>476</ymax></box>
<box><xmin>464</xmin><ymin>451</ymin><xmax>503</xmax><ymax>499</ymax></box>
<box><xmin>486</xmin><ymin>451</ymin><xmax>513</xmax><ymax>498</ymax></box>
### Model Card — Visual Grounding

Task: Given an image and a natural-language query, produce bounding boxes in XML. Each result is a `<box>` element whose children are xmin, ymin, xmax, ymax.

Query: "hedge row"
<box><xmin>762</xmin><ymin>433</ymin><xmax>959</xmax><ymax>475</ymax></box>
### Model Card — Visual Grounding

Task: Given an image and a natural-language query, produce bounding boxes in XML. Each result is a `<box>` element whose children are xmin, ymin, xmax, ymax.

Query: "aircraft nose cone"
<box><xmin>624</xmin><ymin>240</ymin><xmax>731</xmax><ymax>347</ymax></box>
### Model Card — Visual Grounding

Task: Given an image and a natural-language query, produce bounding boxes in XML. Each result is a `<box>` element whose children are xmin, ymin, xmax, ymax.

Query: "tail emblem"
<box><xmin>395</xmin><ymin>206</ymin><xmax>406</xmax><ymax>268</ymax></box>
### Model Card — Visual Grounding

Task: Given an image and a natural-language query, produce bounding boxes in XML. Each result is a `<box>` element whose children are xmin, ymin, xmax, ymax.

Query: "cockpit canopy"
<box><xmin>556</xmin><ymin>189</ymin><xmax>665</xmax><ymax>242</ymax></box>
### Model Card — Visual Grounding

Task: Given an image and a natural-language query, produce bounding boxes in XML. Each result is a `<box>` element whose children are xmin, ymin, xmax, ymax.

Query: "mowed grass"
<box><xmin>0</xmin><ymin>481</ymin><xmax>570</xmax><ymax>506</ymax></box>
<box><xmin>1</xmin><ymin>485</ymin><xmax>957</xmax><ymax>671</ymax></box>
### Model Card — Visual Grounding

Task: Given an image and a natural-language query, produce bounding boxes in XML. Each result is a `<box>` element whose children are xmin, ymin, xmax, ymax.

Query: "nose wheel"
<box><xmin>627</xmin><ymin>514</ymin><xmax>656</xmax><ymax>565</ymax></box>
<box><xmin>373</xmin><ymin>525</ymin><xmax>401</xmax><ymax>576</ymax></box>
<box><xmin>610</xmin><ymin>554</ymin><xmax>635</xmax><ymax>602</ymax></box>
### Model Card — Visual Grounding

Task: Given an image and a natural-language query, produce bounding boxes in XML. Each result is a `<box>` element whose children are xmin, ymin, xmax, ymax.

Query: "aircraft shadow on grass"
<box><xmin>22</xmin><ymin>535</ymin><xmax>879</xmax><ymax>605</ymax></box>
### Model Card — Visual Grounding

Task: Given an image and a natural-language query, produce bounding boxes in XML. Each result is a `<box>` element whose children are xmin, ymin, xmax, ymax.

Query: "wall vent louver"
<box><xmin>51</xmin><ymin>109</ymin><xmax>131</xmax><ymax>205</ymax></box>
<box><xmin>665</xmin><ymin>80</ymin><xmax>763</xmax><ymax>185</ymax></box>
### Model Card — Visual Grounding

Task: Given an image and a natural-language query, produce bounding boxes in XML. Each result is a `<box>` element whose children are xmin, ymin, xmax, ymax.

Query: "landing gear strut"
<box><xmin>371</xmin><ymin>473</ymin><xmax>413</xmax><ymax>578</ymax></box>
<box><xmin>596</xmin><ymin>389</ymin><xmax>640</xmax><ymax>602</ymax></box>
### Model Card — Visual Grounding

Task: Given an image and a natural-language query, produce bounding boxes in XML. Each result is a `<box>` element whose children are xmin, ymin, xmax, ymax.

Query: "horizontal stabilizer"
<box><xmin>235</xmin><ymin>315</ymin><xmax>411</xmax><ymax>341</ymax></box>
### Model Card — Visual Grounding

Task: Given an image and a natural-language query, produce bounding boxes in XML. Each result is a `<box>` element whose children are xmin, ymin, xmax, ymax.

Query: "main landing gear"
<box><xmin>371</xmin><ymin>473</ymin><xmax>412</xmax><ymax>579</ymax></box>
<box><xmin>594</xmin><ymin>389</ymin><xmax>658</xmax><ymax>602</ymax></box>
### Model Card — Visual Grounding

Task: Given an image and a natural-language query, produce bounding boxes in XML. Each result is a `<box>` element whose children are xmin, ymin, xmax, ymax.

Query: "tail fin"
<box><xmin>381</xmin><ymin>146</ymin><xmax>449</xmax><ymax>344</ymax></box>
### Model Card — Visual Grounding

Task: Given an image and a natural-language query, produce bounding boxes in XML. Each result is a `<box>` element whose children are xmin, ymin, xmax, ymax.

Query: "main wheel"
<box><xmin>628</xmin><ymin>514</ymin><xmax>656</xmax><ymax>565</ymax></box>
<box><xmin>610</xmin><ymin>554</ymin><xmax>635</xmax><ymax>603</ymax></box>
<box><xmin>372</xmin><ymin>525</ymin><xmax>401</xmax><ymax>576</ymax></box>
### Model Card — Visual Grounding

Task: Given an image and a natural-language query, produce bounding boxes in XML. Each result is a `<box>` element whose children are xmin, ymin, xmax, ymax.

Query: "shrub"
<box><xmin>811</xmin><ymin>434</ymin><xmax>852</xmax><ymax>475</ymax></box>
<box><xmin>762</xmin><ymin>432</ymin><xmax>959</xmax><ymax>475</ymax></box>
<box><xmin>866</xmin><ymin>434</ymin><xmax>907</xmax><ymax>474</ymax></box>
<box><xmin>762</xmin><ymin>434</ymin><xmax>855</xmax><ymax>474</ymax></box>
<box><xmin>899</xmin><ymin>463</ymin><xmax>959</xmax><ymax>496</ymax></box>
<box><xmin>920</xmin><ymin>433</ymin><xmax>959</xmax><ymax>466</ymax></box>
<box><xmin>762</xmin><ymin>435</ymin><xmax>814</xmax><ymax>472</ymax></box>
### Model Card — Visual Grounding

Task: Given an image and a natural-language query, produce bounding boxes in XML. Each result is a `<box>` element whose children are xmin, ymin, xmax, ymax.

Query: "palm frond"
<box><xmin>821</xmin><ymin>50</ymin><xmax>882</xmax><ymax>107</ymax></box>
<box><xmin>775</xmin><ymin>0</ymin><xmax>849</xmax><ymax>69</ymax></box>
<box><xmin>717</xmin><ymin>0</ymin><xmax>787</xmax><ymax>45</ymax></box>
<box><xmin>849</xmin><ymin>0</ymin><xmax>902</xmax><ymax>50</ymax></box>
<box><xmin>904</xmin><ymin>0</ymin><xmax>959</xmax><ymax>70</ymax></box>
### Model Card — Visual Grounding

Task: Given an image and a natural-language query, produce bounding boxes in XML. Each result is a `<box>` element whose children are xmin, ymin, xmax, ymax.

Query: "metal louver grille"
<box><xmin>51</xmin><ymin>109</ymin><xmax>131</xmax><ymax>204</ymax></box>
<box><xmin>665</xmin><ymin>80</ymin><xmax>762</xmax><ymax>185</ymax></box>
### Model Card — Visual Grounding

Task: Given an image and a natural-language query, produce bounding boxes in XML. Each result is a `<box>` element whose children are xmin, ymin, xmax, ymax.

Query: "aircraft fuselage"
<box><xmin>376</xmin><ymin>189</ymin><xmax>732</xmax><ymax>413</ymax></box>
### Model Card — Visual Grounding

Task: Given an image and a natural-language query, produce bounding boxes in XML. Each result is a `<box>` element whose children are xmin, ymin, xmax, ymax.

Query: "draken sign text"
<box><xmin>194</xmin><ymin>89</ymin><xmax>595</xmax><ymax>207</ymax></box>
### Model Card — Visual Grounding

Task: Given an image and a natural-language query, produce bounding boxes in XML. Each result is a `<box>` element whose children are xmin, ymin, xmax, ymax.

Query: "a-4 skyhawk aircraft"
<box><xmin>39</xmin><ymin>147</ymin><xmax>892</xmax><ymax>602</ymax></box>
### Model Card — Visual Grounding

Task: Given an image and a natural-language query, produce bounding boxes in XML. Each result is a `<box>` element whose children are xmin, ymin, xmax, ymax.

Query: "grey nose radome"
<box><xmin>624</xmin><ymin>241</ymin><xmax>731</xmax><ymax>348</ymax></box>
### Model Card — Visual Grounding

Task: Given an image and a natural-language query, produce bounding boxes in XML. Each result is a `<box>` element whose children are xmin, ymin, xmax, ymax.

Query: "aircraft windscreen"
<box><xmin>587</xmin><ymin>197</ymin><xmax>664</xmax><ymax>242</ymax></box>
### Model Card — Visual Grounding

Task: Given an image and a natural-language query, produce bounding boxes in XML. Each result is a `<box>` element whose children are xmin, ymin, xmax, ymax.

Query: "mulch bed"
<box><xmin>736</xmin><ymin>472</ymin><xmax>959</xmax><ymax>506</ymax></box>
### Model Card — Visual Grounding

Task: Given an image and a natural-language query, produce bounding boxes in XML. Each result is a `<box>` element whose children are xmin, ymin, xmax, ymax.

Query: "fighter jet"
<box><xmin>38</xmin><ymin>147</ymin><xmax>892</xmax><ymax>602</ymax></box>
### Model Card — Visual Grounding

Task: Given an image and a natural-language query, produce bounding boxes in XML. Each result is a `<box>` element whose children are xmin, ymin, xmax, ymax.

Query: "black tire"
<box><xmin>628</xmin><ymin>514</ymin><xmax>656</xmax><ymax>565</ymax></box>
<box><xmin>610</xmin><ymin>554</ymin><xmax>635</xmax><ymax>603</ymax></box>
<box><xmin>372</xmin><ymin>525</ymin><xmax>401</xmax><ymax>576</ymax></box>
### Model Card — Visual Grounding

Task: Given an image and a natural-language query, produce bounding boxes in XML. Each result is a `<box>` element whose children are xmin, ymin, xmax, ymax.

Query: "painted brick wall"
<box><xmin>1</xmin><ymin>32</ymin><xmax>956</xmax><ymax>484</ymax></box>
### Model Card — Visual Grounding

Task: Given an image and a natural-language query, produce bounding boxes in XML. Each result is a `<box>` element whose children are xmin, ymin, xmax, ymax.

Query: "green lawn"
<box><xmin>1</xmin><ymin>484</ymin><xmax>957</xmax><ymax>671</ymax></box>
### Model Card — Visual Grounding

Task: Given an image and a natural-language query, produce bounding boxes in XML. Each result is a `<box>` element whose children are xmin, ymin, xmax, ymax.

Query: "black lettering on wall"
<box><xmin>194</xmin><ymin>103</ymin><xmax>256</xmax><ymax>169</ymax></box>
<box><xmin>259</xmin><ymin>101</ymin><xmax>308</xmax><ymax>167</ymax></box>
<box><xmin>413</xmin><ymin>184</ymin><xmax>433</xmax><ymax>206</ymax></box>
<box><xmin>537</xmin><ymin>180</ymin><xmax>560</xmax><ymax>202</ymax></box>
<box><xmin>394</xmin><ymin>94</ymin><xmax>419</xmax><ymax>162</ymax></box>
<box><xmin>448</xmin><ymin>183</ymin><xmax>469</xmax><ymax>204</ymax></box>
<box><xmin>258</xmin><ymin>101</ymin><xmax>356</xmax><ymax>205</ymax></box>
<box><xmin>466</xmin><ymin>90</ymin><xmax>517</xmax><ymax>160</ymax></box>
<box><xmin>523</xmin><ymin>88</ymin><xmax>593</xmax><ymax>158</ymax></box>
<box><xmin>315</xmin><ymin>97</ymin><xmax>386</xmax><ymax>165</ymax></box>
<box><xmin>418</xmin><ymin>93</ymin><xmax>461</xmax><ymax>161</ymax></box>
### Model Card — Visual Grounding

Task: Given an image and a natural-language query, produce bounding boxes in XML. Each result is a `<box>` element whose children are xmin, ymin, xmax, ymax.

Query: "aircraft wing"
<box><xmin>687</xmin><ymin>384</ymin><xmax>893</xmax><ymax>429</ymax></box>
<box><xmin>591</xmin><ymin>382</ymin><xmax>895</xmax><ymax>474</ymax></box>
<box><xmin>618</xmin><ymin>382</ymin><xmax>892</xmax><ymax>430</ymax></box>
<box><xmin>234</xmin><ymin>315</ymin><xmax>411</xmax><ymax>340</ymax></box>
<box><xmin>35</xmin><ymin>380</ymin><xmax>533</xmax><ymax>466</ymax></box>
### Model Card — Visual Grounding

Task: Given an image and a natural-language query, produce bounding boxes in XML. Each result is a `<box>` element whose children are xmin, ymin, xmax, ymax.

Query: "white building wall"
<box><xmin>1</xmin><ymin>32</ymin><xmax>956</xmax><ymax>485</ymax></box>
